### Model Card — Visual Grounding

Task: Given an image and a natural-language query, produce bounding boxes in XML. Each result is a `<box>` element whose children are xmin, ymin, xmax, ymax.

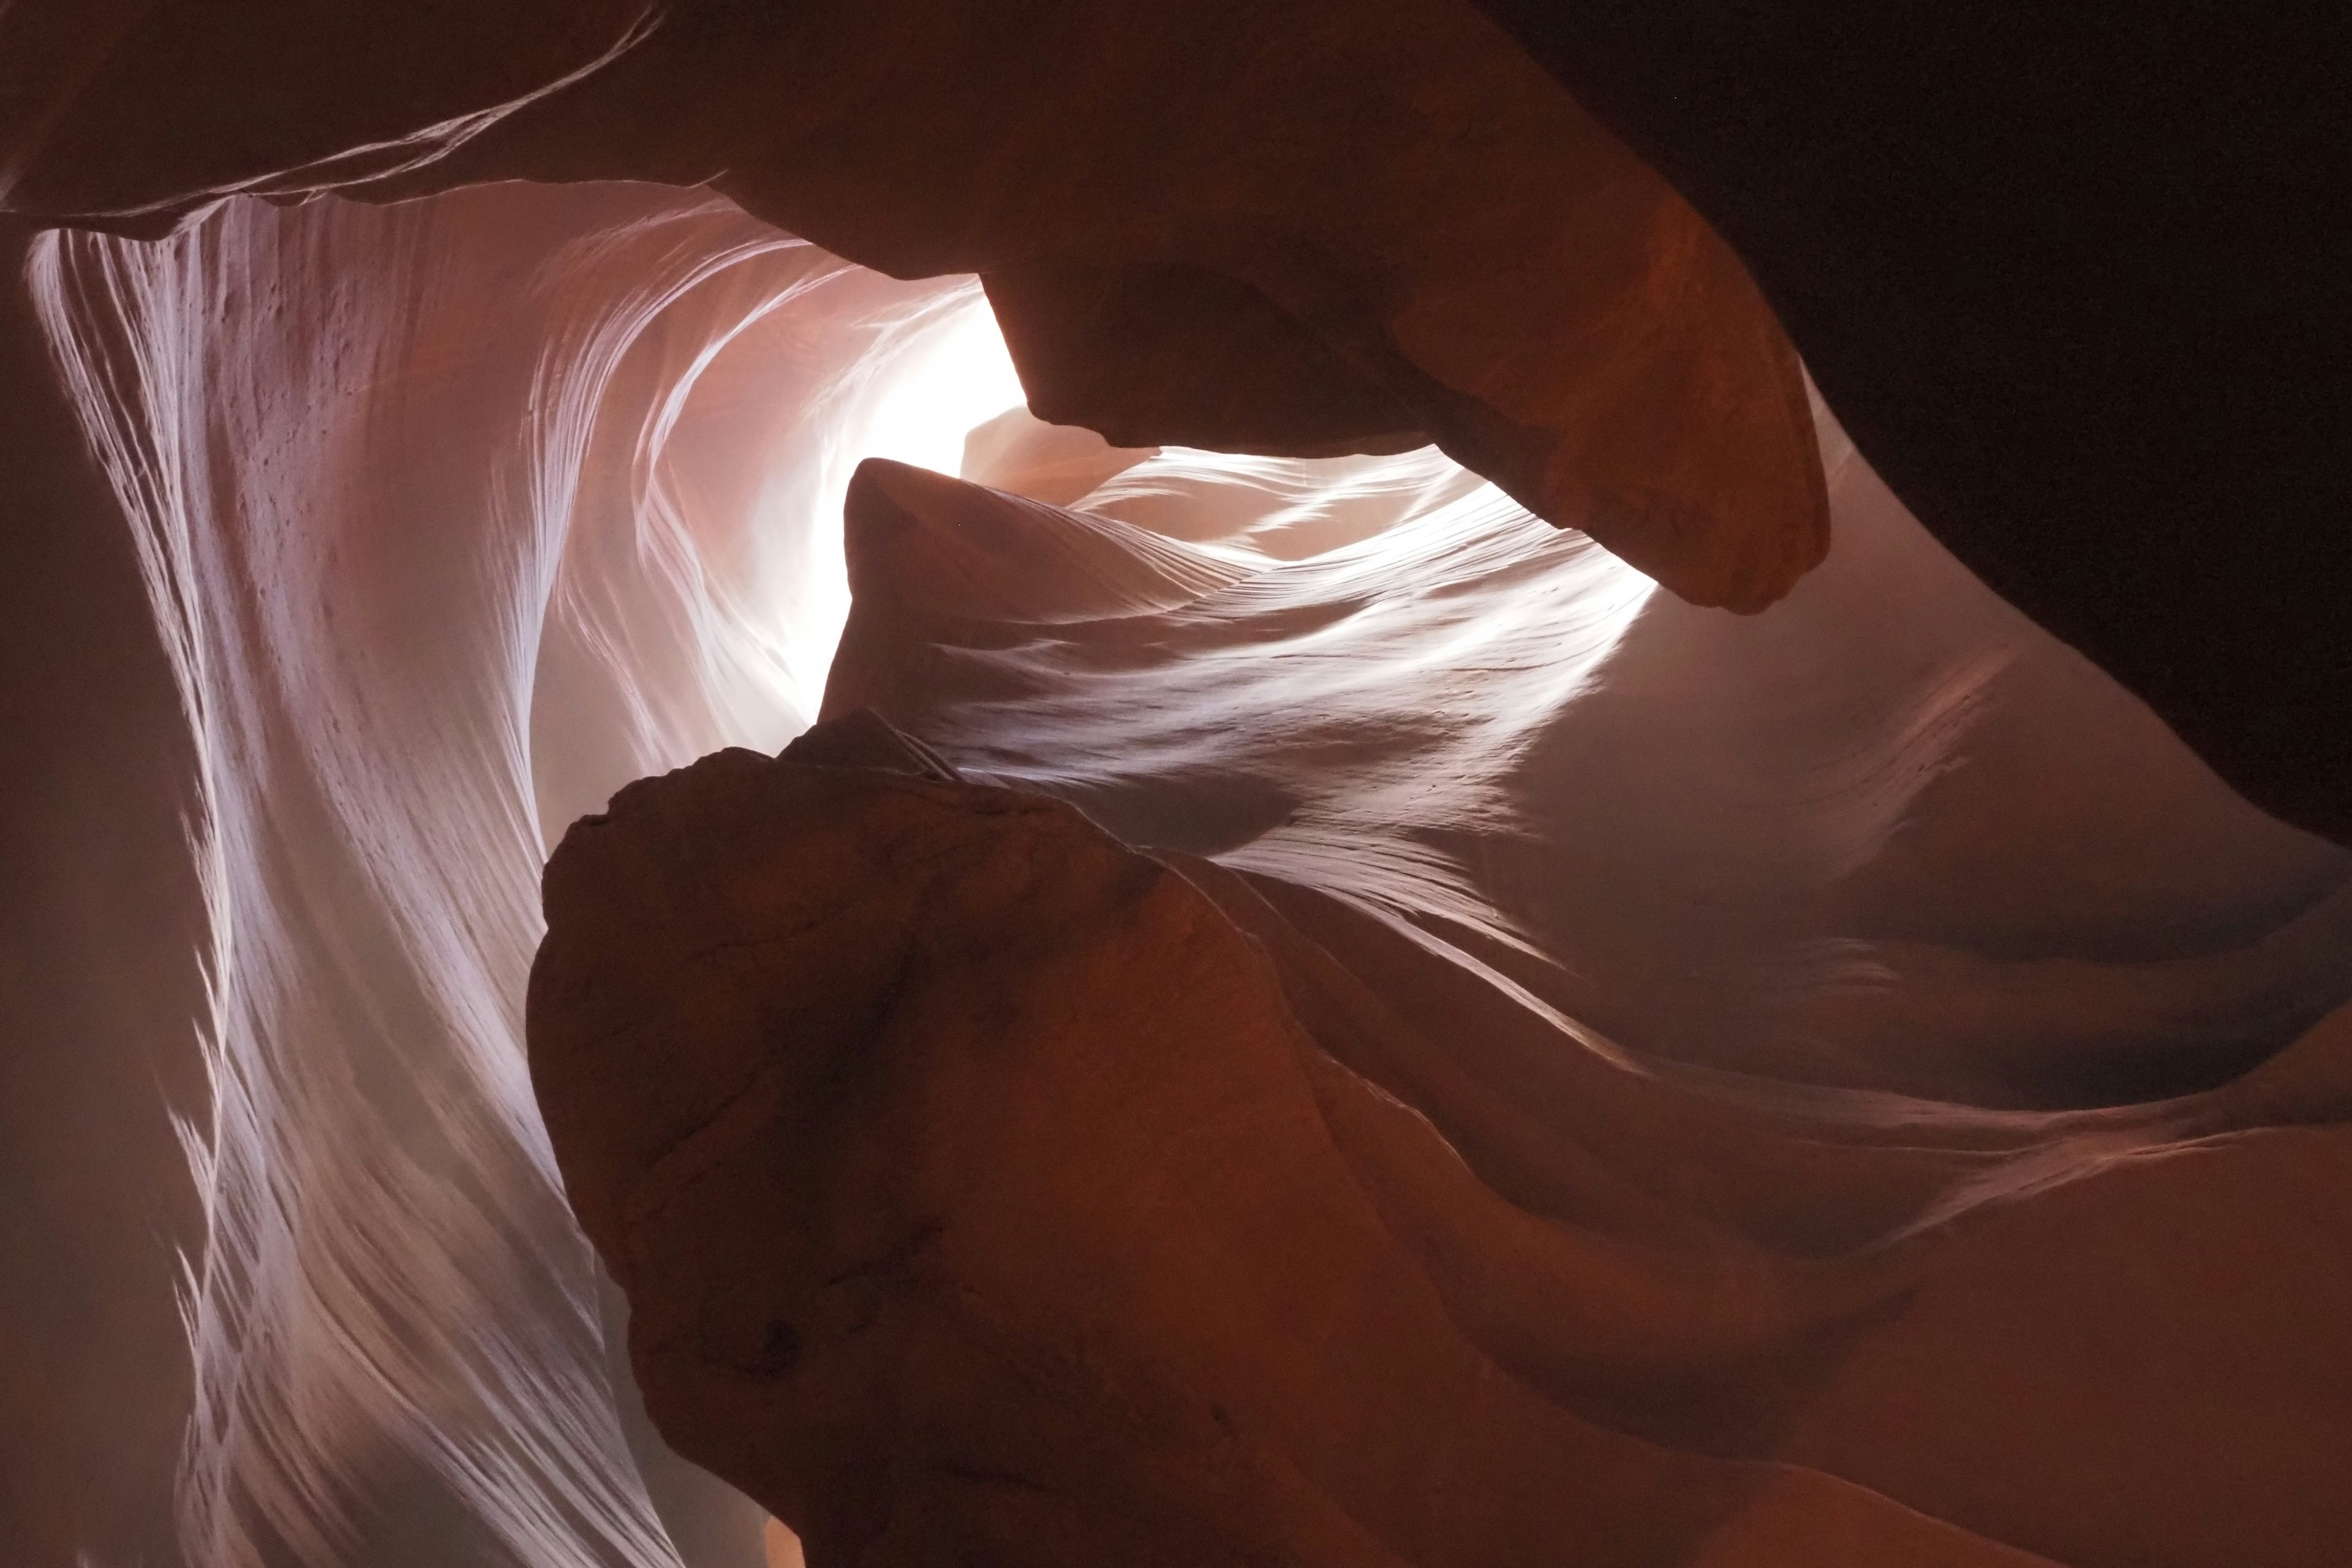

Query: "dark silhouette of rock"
<box><xmin>4</xmin><ymin>0</ymin><xmax>1830</xmax><ymax>615</ymax></box>
<box><xmin>5</xmin><ymin>0</ymin><xmax>2340</xmax><ymax>829</ymax></box>
<box><xmin>0</xmin><ymin>214</ymin><xmax>209</xmax><ymax>1568</ymax></box>
<box><xmin>0</xmin><ymin>0</ymin><xmax>657</xmax><ymax>227</ymax></box>
<box><xmin>1467</xmin><ymin>0</ymin><xmax>2351</xmax><ymax>839</ymax></box>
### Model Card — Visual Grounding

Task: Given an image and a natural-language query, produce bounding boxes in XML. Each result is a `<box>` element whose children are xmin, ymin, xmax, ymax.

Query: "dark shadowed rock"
<box><xmin>4</xmin><ymin>0</ymin><xmax>1828</xmax><ymax>615</ymax></box>
<box><xmin>528</xmin><ymin>743</ymin><xmax>2052</xmax><ymax>1567</ymax></box>
<box><xmin>4</xmin><ymin>0</ymin><xmax>2340</xmax><ymax>826</ymax></box>
<box><xmin>530</xmin><ymin>704</ymin><xmax>2352</xmax><ymax>1566</ymax></box>
<box><xmin>1468</xmin><ymin>0</ymin><xmax>2351</xmax><ymax>839</ymax></box>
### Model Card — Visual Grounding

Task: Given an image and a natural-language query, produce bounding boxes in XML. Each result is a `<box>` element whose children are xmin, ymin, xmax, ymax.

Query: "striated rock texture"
<box><xmin>3</xmin><ymin>8</ymin><xmax>2342</xmax><ymax>1559</ymax></box>
<box><xmin>9</xmin><ymin>182</ymin><xmax>1021</xmax><ymax>1568</ymax></box>
<box><xmin>824</xmin><ymin>440</ymin><xmax>2351</xmax><ymax>1112</ymax></box>
<box><xmin>532</xmin><ymin>725</ymin><xmax>2352</xmax><ymax>1568</ymax></box>
<box><xmin>7</xmin><ymin>0</ymin><xmax>2340</xmax><ymax>834</ymax></box>
<box><xmin>959</xmin><ymin>407</ymin><xmax>1158</xmax><ymax>511</ymax></box>
<box><xmin>533</xmin><ymin>430</ymin><xmax>2352</xmax><ymax>1566</ymax></box>
<box><xmin>6</xmin><ymin>1</ymin><xmax>1832</xmax><ymax>614</ymax></box>
<box><xmin>508</xmin><ymin>0</ymin><xmax>1833</xmax><ymax>616</ymax></box>
<box><xmin>532</xmin><ymin>741</ymin><xmax>2031</xmax><ymax>1567</ymax></box>
<box><xmin>7</xmin><ymin>0</ymin><xmax>2344</xmax><ymax>832</ymax></box>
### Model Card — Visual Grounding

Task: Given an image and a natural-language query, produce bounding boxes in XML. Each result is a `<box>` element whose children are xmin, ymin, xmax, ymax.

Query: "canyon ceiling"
<box><xmin>0</xmin><ymin>6</ymin><xmax>2345</xmax><ymax>1568</ymax></box>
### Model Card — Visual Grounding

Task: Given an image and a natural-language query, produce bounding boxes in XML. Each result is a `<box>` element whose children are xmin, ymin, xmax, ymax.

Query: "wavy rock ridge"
<box><xmin>532</xmin><ymin>718</ymin><xmax>2352</xmax><ymax>1567</ymax></box>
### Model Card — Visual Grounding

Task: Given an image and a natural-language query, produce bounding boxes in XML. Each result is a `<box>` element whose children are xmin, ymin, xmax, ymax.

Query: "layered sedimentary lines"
<box><xmin>7</xmin><ymin>94</ymin><xmax>2342</xmax><ymax>1562</ymax></box>
<box><xmin>14</xmin><ymin>1</ymin><xmax>2342</xmax><ymax>836</ymax></box>
<box><xmin>5</xmin><ymin>0</ymin><xmax>1828</xmax><ymax>616</ymax></box>
<box><xmin>21</xmin><ymin>184</ymin><xmax>1025</xmax><ymax>1568</ymax></box>
<box><xmin>531</xmin><ymin>733</ymin><xmax>2352</xmax><ymax>1568</ymax></box>
<box><xmin>533</xmin><ymin>445</ymin><xmax>2352</xmax><ymax>1566</ymax></box>
<box><xmin>827</xmin><ymin>432</ymin><xmax>2351</xmax><ymax>1110</ymax></box>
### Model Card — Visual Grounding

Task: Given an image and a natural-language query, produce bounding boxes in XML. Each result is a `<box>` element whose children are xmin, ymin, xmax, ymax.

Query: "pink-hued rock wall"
<box><xmin>0</xmin><ymin>6</ymin><xmax>2342</xmax><ymax>1562</ymax></box>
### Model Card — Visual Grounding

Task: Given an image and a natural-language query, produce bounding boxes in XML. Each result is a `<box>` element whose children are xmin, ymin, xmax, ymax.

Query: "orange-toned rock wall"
<box><xmin>532</xmin><ymin>721</ymin><xmax>2352</xmax><ymax>1567</ymax></box>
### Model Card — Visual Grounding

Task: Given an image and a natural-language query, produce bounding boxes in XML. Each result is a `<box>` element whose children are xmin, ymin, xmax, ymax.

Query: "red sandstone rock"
<box><xmin>603</xmin><ymin>0</ymin><xmax>1836</xmax><ymax>610</ymax></box>
<box><xmin>820</xmin><ymin>448</ymin><xmax>2352</xmax><ymax>1112</ymax></box>
<box><xmin>529</xmin><ymin>737</ymin><xmax>2057</xmax><ymax>1566</ymax></box>
<box><xmin>6</xmin><ymin>0</ymin><xmax>2339</xmax><ymax>832</ymax></box>
<box><xmin>532</xmin><ymin>723</ymin><xmax>2352</xmax><ymax>1566</ymax></box>
<box><xmin>0</xmin><ymin>0</ymin><xmax>655</xmax><ymax>227</ymax></box>
<box><xmin>3</xmin><ymin>0</ymin><xmax>1828</xmax><ymax>612</ymax></box>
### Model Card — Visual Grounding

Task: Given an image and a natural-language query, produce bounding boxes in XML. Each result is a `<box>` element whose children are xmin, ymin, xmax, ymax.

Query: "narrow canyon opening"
<box><xmin>3</xmin><ymin>9</ymin><xmax>2346</xmax><ymax>1568</ymax></box>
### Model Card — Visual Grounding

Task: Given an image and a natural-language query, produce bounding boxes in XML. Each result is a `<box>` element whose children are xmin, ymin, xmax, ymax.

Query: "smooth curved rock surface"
<box><xmin>6</xmin><ymin>1</ymin><xmax>2340</xmax><ymax>829</ymax></box>
<box><xmin>959</xmin><ymin>407</ymin><xmax>1157</xmax><ymax>510</ymax></box>
<box><xmin>10</xmin><ymin>181</ymin><xmax>1013</xmax><ymax>1568</ymax></box>
<box><xmin>8</xmin><ymin>0</ymin><xmax>2339</xmax><ymax>832</ymax></box>
<box><xmin>532</xmin><ymin>725</ymin><xmax>2352</xmax><ymax>1567</ymax></box>
<box><xmin>1466</xmin><ymin>1</ymin><xmax>2351</xmax><ymax>840</ymax></box>
<box><xmin>2</xmin><ymin>15</ymin><xmax>2342</xmax><ymax>1558</ymax></box>
<box><xmin>531</xmin><ymin>744</ymin><xmax>2056</xmax><ymax>1567</ymax></box>
<box><xmin>823</xmin><ymin>438</ymin><xmax>2350</xmax><ymax>1110</ymax></box>
<box><xmin>496</xmin><ymin>0</ymin><xmax>1837</xmax><ymax>616</ymax></box>
<box><xmin>4</xmin><ymin>0</ymin><xmax>1830</xmax><ymax>614</ymax></box>
<box><xmin>533</xmin><ymin>425</ymin><xmax>2351</xmax><ymax>1566</ymax></box>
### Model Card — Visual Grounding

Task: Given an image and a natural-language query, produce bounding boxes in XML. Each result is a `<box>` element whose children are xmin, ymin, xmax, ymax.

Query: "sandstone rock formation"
<box><xmin>0</xmin><ymin>214</ymin><xmax>209</xmax><ymax>1568</ymax></box>
<box><xmin>2</xmin><ymin>0</ymin><xmax>1828</xmax><ymax>616</ymax></box>
<box><xmin>1467</xmin><ymin>0</ymin><xmax>2351</xmax><ymax>839</ymax></box>
<box><xmin>531</xmin><ymin>437</ymin><xmax>2352</xmax><ymax>1564</ymax></box>
<box><xmin>7</xmin><ymin>182</ymin><xmax>1003</xmax><ymax>1568</ymax></box>
<box><xmin>7</xmin><ymin>0</ymin><xmax>2339</xmax><ymax>834</ymax></box>
<box><xmin>823</xmin><ymin>446</ymin><xmax>2351</xmax><ymax>1110</ymax></box>
<box><xmin>959</xmin><ymin>407</ymin><xmax>1156</xmax><ymax>511</ymax></box>
<box><xmin>3</xmin><ymin>7</ymin><xmax>2343</xmax><ymax>1564</ymax></box>
<box><xmin>532</xmin><ymin>720</ymin><xmax>2352</xmax><ymax>1567</ymax></box>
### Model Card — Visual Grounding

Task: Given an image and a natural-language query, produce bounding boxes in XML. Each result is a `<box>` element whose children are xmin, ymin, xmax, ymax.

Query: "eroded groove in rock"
<box><xmin>15</xmin><ymin>181</ymin><xmax>1035</xmax><ymax>1568</ymax></box>
<box><xmin>533</xmin><ymin>718</ymin><xmax>2352</xmax><ymax>1567</ymax></box>
<box><xmin>530</xmin><ymin>742</ymin><xmax>2074</xmax><ymax>1567</ymax></box>
<box><xmin>820</xmin><ymin>432</ymin><xmax>2352</xmax><ymax>1113</ymax></box>
<box><xmin>4</xmin><ymin>0</ymin><xmax>1830</xmax><ymax>614</ymax></box>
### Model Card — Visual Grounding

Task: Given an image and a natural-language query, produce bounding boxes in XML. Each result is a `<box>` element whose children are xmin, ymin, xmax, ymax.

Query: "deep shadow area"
<box><xmin>1474</xmin><ymin>0</ymin><xmax>2350</xmax><ymax>839</ymax></box>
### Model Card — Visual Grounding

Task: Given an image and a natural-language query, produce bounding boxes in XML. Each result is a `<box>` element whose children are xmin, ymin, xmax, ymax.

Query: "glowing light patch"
<box><xmin>854</xmin><ymin>294</ymin><xmax>1029</xmax><ymax>478</ymax></box>
<box><xmin>743</xmin><ymin>286</ymin><xmax>1031</xmax><ymax>731</ymax></box>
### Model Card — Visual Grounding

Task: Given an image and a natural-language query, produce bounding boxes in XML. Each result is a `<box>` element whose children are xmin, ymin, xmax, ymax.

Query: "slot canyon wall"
<box><xmin>0</xmin><ymin>6</ymin><xmax>2345</xmax><ymax>1568</ymax></box>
